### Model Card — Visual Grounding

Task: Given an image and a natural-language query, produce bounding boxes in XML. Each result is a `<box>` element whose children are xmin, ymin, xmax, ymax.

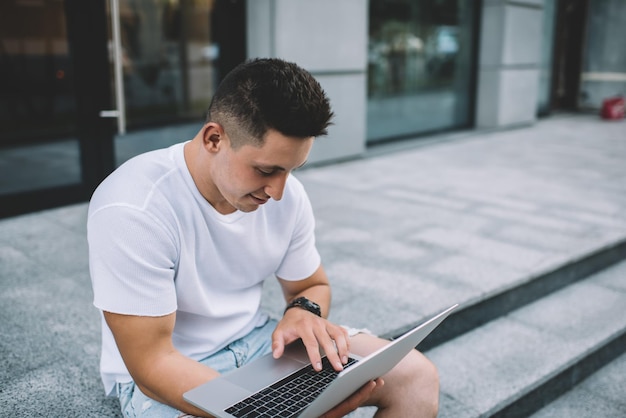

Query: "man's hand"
<box><xmin>274</xmin><ymin>266</ymin><xmax>383</xmax><ymax>416</ymax></box>
<box><xmin>320</xmin><ymin>378</ymin><xmax>384</xmax><ymax>418</ymax></box>
<box><xmin>272</xmin><ymin>307</ymin><xmax>350</xmax><ymax>371</ymax></box>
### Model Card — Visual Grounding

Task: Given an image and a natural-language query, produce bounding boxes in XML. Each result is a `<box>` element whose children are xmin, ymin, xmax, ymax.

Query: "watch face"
<box><xmin>304</xmin><ymin>299</ymin><xmax>321</xmax><ymax>315</ymax></box>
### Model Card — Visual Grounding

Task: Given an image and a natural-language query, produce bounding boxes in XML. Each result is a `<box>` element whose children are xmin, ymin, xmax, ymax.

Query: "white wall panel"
<box><xmin>246</xmin><ymin>0</ymin><xmax>368</xmax><ymax>163</ymax></box>
<box><xmin>308</xmin><ymin>74</ymin><xmax>367</xmax><ymax>162</ymax></box>
<box><xmin>476</xmin><ymin>1</ymin><xmax>543</xmax><ymax>128</ymax></box>
<box><xmin>274</xmin><ymin>0</ymin><xmax>367</xmax><ymax>71</ymax></box>
<box><xmin>503</xmin><ymin>6</ymin><xmax>543</xmax><ymax>65</ymax></box>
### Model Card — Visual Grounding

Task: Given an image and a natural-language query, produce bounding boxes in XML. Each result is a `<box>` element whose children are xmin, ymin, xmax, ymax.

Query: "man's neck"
<box><xmin>183</xmin><ymin>137</ymin><xmax>236</xmax><ymax>215</ymax></box>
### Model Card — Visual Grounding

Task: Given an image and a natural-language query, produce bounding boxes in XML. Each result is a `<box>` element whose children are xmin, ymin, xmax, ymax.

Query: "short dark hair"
<box><xmin>206</xmin><ymin>58</ymin><xmax>334</xmax><ymax>147</ymax></box>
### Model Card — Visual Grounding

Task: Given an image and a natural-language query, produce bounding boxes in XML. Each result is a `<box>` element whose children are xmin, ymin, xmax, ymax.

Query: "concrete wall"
<box><xmin>476</xmin><ymin>0</ymin><xmax>544</xmax><ymax>128</ymax></box>
<box><xmin>247</xmin><ymin>0</ymin><xmax>368</xmax><ymax>164</ymax></box>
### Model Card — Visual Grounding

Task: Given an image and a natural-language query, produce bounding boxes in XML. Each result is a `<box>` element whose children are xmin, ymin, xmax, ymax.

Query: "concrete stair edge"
<box><xmin>490</xmin><ymin>328</ymin><xmax>626</xmax><ymax>418</ymax></box>
<box><xmin>429</xmin><ymin>258</ymin><xmax>626</xmax><ymax>418</ymax></box>
<box><xmin>381</xmin><ymin>236</ymin><xmax>626</xmax><ymax>351</ymax></box>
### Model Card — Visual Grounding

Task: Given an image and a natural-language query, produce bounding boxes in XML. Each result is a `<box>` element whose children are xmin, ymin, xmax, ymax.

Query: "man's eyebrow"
<box><xmin>256</xmin><ymin>164</ymin><xmax>286</xmax><ymax>172</ymax></box>
<box><xmin>257</xmin><ymin>160</ymin><xmax>308</xmax><ymax>171</ymax></box>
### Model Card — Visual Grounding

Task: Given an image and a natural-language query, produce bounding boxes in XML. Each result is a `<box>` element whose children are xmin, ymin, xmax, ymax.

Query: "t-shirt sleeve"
<box><xmin>275</xmin><ymin>179</ymin><xmax>321</xmax><ymax>281</ymax></box>
<box><xmin>88</xmin><ymin>205</ymin><xmax>179</xmax><ymax>316</ymax></box>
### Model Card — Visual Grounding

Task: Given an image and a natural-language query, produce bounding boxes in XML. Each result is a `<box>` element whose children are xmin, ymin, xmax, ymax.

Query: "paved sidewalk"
<box><xmin>1</xmin><ymin>113</ymin><xmax>625</xmax><ymax>417</ymax></box>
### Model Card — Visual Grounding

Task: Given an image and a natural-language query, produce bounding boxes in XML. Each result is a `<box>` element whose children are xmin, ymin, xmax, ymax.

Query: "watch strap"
<box><xmin>284</xmin><ymin>296</ymin><xmax>322</xmax><ymax>317</ymax></box>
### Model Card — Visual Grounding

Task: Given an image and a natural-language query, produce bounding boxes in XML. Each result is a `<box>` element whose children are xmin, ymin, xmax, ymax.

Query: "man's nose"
<box><xmin>264</xmin><ymin>172</ymin><xmax>289</xmax><ymax>201</ymax></box>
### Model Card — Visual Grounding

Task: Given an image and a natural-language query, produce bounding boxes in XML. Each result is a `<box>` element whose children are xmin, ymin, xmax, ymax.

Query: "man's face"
<box><xmin>209</xmin><ymin>128</ymin><xmax>314</xmax><ymax>214</ymax></box>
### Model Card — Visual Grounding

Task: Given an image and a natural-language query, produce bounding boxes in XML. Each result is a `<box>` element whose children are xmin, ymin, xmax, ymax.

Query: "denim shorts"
<box><xmin>117</xmin><ymin>318</ymin><xmax>278</xmax><ymax>418</ymax></box>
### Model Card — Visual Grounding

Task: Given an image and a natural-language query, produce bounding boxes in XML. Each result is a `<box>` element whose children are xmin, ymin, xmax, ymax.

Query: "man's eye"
<box><xmin>257</xmin><ymin>168</ymin><xmax>274</xmax><ymax>176</ymax></box>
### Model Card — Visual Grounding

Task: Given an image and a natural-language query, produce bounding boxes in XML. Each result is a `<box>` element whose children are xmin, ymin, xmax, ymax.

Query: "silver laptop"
<box><xmin>184</xmin><ymin>304</ymin><xmax>458</xmax><ymax>418</ymax></box>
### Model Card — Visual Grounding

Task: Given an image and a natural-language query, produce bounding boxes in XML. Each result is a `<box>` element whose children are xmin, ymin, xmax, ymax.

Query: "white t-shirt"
<box><xmin>87</xmin><ymin>142</ymin><xmax>321</xmax><ymax>396</ymax></box>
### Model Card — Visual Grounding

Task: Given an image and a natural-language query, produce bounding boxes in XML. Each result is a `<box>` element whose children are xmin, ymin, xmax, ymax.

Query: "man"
<box><xmin>88</xmin><ymin>58</ymin><xmax>439</xmax><ymax>417</ymax></box>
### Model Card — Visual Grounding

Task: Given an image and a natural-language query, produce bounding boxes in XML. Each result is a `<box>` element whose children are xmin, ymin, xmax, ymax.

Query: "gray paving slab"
<box><xmin>0</xmin><ymin>205</ymin><xmax>119</xmax><ymax>417</ymax></box>
<box><xmin>1</xmin><ymin>114</ymin><xmax>625</xmax><ymax>417</ymax></box>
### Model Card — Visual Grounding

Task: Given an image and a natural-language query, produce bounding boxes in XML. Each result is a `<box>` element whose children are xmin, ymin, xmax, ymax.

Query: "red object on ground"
<box><xmin>600</xmin><ymin>96</ymin><xmax>625</xmax><ymax>120</ymax></box>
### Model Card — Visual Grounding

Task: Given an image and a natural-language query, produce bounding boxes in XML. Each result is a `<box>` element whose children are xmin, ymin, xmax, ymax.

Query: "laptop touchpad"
<box><xmin>226</xmin><ymin>354</ymin><xmax>307</xmax><ymax>391</ymax></box>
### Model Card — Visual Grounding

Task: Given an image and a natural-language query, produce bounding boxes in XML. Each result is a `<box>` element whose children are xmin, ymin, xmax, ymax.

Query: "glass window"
<box><xmin>0</xmin><ymin>0</ymin><xmax>82</xmax><ymax>195</ymax></box>
<box><xmin>108</xmin><ymin>0</ymin><xmax>246</xmax><ymax>165</ymax></box>
<box><xmin>367</xmin><ymin>0</ymin><xmax>477</xmax><ymax>142</ymax></box>
<box><xmin>579</xmin><ymin>0</ymin><xmax>626</xmax><ymax>109</ymax></box>
<box><xmin>109</xmin><ymin>0</ymin><xmax>245</xmax><ymax>130</ymax></box>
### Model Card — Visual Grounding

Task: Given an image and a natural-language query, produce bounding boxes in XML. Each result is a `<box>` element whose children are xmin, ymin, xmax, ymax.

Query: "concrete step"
<box><xmin>427</xmin><ymin>258</ymin><xmax>626</xmax><ymax>418</ymax></box>
<box><xmin>386</xmin><ymin>237</ymin><xmax>626</xmax><ymax>351</ymax></box>
<box><xmin>347</xmin><ymin>245</ymin><xmax>626</xmax><ymax>418</ymax></box>
<box><xmin>528</xmin><ymin>351</ymin><xmax>626</xmax><ymax>418</ymax></box>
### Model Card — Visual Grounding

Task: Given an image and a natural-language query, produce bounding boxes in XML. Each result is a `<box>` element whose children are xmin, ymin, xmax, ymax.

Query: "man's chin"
<box><xmin>237</xmin><ymin>205</ymin><xmax>258</xmax><ymax>213</ymax></box>
<box><xmin>234</xmin><ymin>200</ymin><xmax>261</xmax><ymax>213</ymax></box>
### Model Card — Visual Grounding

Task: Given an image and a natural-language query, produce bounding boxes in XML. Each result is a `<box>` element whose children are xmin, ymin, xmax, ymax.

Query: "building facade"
<box><xmin>1</xmin><ymin>0</ymin><xmax>624</xmax><ymax>217</ymax></box>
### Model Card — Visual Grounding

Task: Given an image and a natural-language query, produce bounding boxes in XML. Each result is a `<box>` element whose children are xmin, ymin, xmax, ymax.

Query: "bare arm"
<box><xmin>278</xmin><ymin>264</ymin><xmax>333</xmax><ymax>318</ymax></box>
<box><xmin>103</xmin><ymin>311</ymin><xmax>218</xmax><ymax>417</ymax></box>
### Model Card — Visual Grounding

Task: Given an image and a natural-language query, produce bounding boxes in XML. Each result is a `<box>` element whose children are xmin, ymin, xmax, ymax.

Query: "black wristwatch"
<box><xmin>284</xmin><ymin>296</ymin><xmax>322</xmax><ymax>317</ymax></box>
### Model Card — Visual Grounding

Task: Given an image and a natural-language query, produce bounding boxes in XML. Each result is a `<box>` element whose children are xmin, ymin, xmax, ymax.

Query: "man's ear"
<box><xmin>202</xmin><ymin>122</ymin><xmax>226</xmax><ymax>152</ymax></box>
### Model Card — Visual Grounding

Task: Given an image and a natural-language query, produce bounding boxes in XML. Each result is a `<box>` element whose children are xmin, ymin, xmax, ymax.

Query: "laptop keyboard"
<box><xmin>224</xmin><ymin>356</ymin><xmax>358</xmax><ymax>418</ymax></box>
